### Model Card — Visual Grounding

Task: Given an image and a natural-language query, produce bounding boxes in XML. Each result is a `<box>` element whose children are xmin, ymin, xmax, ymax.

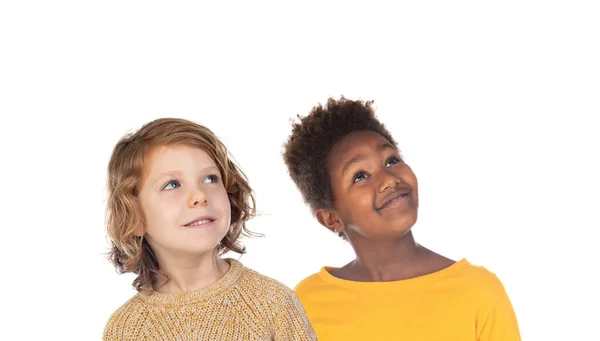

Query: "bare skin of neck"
<box><xmin>152</xmin><ymin>249</ymin><xmax>230</xmax><ymax>293</ymax></box>
<box><xmin>331</xmin><ymin>230</ymin><xmax>455</xmax><ymax>282</ymax></box>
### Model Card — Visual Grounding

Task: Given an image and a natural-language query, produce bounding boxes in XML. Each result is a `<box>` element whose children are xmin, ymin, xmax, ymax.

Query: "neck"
<box><xmin>347</xmin><ymin>230</ymin><xmax>428</xmax><ymax>281</ymax></box>
<box><xmin>153</xmin><ymin>249</ymin><xmax>230</xmax><ymax>293</ymax></box>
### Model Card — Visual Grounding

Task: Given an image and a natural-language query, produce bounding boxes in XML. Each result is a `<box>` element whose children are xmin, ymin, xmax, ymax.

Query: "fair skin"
<box><xmin>135</xmin><ymin>144</ymin><xmax>231</xmax><ymax>293</ymax></box>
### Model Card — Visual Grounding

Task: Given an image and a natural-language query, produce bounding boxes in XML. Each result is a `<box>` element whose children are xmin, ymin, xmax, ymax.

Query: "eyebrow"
<box><xmin>151</xmin><ymin>166</ymin><xmax>220</xmax><ymax>185</ymax></box>
<box><xmin>340</xmin><ymin>143</ymin><xmax>397</xmax><ymax>175</ymax></box>
<box><xmin>150</xmin><ymin>171</ymin><xmax>183</xmax><ymax>187</ymax></box>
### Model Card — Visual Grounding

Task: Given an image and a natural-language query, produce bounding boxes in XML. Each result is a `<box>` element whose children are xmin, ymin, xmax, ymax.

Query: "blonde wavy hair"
<box><xmin>106</xmin><ymin>118</ymin><xmax>256</xmax><ymax>292</ymax></box>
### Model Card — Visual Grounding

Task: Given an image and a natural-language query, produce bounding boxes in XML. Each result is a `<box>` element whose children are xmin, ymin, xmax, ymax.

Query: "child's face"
<box><xmin>137</xmin><ymin>144</ymin><xmax>231</xmax><ymax>258</ymax></box>
<box><xmin>325</xmin><ymin>130</ymin><xmax>419</xmax><ymax>241</ymax></box>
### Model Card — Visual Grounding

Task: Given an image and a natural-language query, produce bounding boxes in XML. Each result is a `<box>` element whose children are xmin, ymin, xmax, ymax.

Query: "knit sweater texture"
<box><xmin>103</xmin><ymin>259</ymin><xmax>317</xmax><ymax>340</ymax></box>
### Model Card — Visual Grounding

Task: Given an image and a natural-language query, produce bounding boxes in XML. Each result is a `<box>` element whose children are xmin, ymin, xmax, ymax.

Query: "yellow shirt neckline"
<box><xmin>317</xmin><ymin>258</ymin><xmax>470</xmax><ymax>290</ymax></box>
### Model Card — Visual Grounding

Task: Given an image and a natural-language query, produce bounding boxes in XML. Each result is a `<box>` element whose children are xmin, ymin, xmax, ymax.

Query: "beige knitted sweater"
<box><xmin>103</xmin><ymin>259</ymin><xmax>317</xmax><ymax>340</ymax></box>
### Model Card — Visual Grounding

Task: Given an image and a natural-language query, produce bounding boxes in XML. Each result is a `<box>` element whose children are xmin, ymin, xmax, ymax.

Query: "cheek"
<box><xmin>222</xmin><ymin>194</ymin><xmax>232</xmax><ymax>218</ymax></box>
<box><xmin>402</xmin><ymin>168</ymin><xmax>419</xmax><ymax>205</ymax></box>
<box><xmin>212</xmin><ymin>186</ymin><xmax>231</xmax><ymax>214</ymax></box>
<box><xmin>346</xmin><ymin>187</ymin><xmax>375</xmax><ymax>219</ymax></box>
<box><xmin>144</xmin><ymin>195</ymin><xmax>183</xmax><ymax>223</ymax></box>
<box><xmin>399</xmin><ymin>167</ymin><xmax>418</xmax><ymax>189</ymax></box>
<box><xmin>356</xmin><ymin>189</ymin><xmax>374</xmax><ymax>210</ymax></box>
<box><xmin>408</xmin><ymin>173</ymin><xmax>419</xmax><ymax>195</ymax></box>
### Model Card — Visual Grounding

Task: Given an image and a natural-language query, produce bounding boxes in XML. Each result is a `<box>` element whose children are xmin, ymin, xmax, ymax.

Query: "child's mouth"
<box><xmin>184</xmin><ymin>217</ymin><xmax>215</xmax><ymax>227</ymax></box>
<box><xmin>378</xmin><ymin>190</ymin><xmax>410</xmax><ymax>210</ymax></box>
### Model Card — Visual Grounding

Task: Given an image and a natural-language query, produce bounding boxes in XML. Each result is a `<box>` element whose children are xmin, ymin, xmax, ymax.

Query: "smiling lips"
<box><xmin>378</xmin><ymin>188</ymin><xmax>410</xmax><ymax>210</ymax></box>
<box><xmin>184</xmin><ymin>216</ymin><xmax>215</xmax><ymax>227</ymax></box>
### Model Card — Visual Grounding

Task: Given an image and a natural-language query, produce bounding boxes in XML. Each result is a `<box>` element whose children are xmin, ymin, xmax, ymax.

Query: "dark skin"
<box><xmin>316</xmin><ymin>130</ymin><xmax>454</xmax><ymax>282</ymax></box>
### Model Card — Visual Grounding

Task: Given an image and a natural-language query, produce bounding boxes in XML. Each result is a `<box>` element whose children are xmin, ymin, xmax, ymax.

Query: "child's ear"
<box><xmin>316</xmin><ymin>208</ymin><xmax>344</xmax><ymax>234</ymax></box>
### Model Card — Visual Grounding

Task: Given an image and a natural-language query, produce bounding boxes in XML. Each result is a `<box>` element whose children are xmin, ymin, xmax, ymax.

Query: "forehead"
<box><xmin>327</xmin><ymin>130</ymin><xmax>396</xmax><ymax>169</ymax></box>
<box><xmin>143</xmin><ymin>144</ymin><xmax>217</xmax><ymax>176</ymax></box>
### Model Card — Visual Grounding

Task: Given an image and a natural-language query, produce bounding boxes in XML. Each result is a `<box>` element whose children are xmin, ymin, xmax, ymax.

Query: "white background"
<box><xmin>1</xmin><ymin>1</ymin><xmax>599</xmax><ymax>340</ymax></box>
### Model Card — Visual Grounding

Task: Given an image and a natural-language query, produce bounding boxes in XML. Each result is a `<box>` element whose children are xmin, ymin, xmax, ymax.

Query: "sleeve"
<box><xmin>102</xmin><ymin>299</ymin><xmax>136</xmax><ymax>341</ymax></box>
<box><xmin>477</xmin><ymin>276</ymin><xmax>521</xmax><ymax>341</ymax></box>
<box><xmin>102</xmin><ymin>315</ymin><xmax>120</xmax><ymax>341</ymax></box>
<box><xmin>271</xmin><ymin>290</ymin><xmax>318</xmax><ymax>341</ymax></box>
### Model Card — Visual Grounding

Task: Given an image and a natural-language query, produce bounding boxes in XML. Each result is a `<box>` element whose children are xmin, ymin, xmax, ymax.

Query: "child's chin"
<box><xmin>385</xmin><ymin>212</ymin><xmax>417</xmax><ymax>228</ymax></box>
<box><xmin>178</xmin><ymin>241</ymin><xmax>222</xmax><ymax>255</ymax></box>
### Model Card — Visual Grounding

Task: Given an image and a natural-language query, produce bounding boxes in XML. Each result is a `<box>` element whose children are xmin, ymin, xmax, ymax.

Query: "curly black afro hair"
<box><xmin>283</xmin><ymin>96</ymin><xmax>397</xmax><ymax>217</ymax></box>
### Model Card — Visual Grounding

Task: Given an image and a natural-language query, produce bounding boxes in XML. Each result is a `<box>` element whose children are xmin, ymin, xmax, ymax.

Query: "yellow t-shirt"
<box><xmin>295</xmin><ymin>259</ymin><xmax>520</xmax><ymax>341</ymax></box>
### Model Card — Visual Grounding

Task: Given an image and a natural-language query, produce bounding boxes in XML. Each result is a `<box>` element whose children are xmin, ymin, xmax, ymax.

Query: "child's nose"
<box><xmin>378</xmin><ymin>170</ymin><xmax>401</xmax><ymax>192</ymax></box>
<box><xmin>188</xmin><ymin>187</ymin><xmax>208</xmax><ymax>207</ymax></box>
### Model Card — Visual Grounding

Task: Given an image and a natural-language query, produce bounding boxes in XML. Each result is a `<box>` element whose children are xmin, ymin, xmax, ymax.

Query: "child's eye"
<box><xmin>163</xmin><ymin>180</ymin><xmax>181</xmax><ymax>190</ymax></box>
<box><xmin>203</xmin><ymin>174</ymin><xmax>220</xmax><ymax>184</ymax></box>
<box><xmin>386</xmin><ymin>156</ymin><xmax>401</xmax><ymax>167</ymax></box>
<box><xmin>353</xmin><ymin>172</ymin><xmax>369</xmax><ymax>183</ymax></box>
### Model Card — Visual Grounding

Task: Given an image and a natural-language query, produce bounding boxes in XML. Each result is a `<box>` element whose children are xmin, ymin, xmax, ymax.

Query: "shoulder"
<box><xmin>456</xmin><ymin>260</ymin><xmax>512</xmax><ymax>306</ymax></box>
<box><xmin>236</xmin><ymin>266</ymin><xmax>316</xmax><ymax>339</ymax></box>
<box><xmin>459</xmin><ymin>261</ymin><xmax>520</xmax><ymax>336</ymax></box>
<box><xmin>238</xmin><ymin>265</ymin><xmax>298</xmax><ymax>301</ymax></box>
<box><xmin>234</xmin><ymin>263</ymin><xmax>310</xmax><ymax>316</ymax></box>
<box><xmin>461</xmin><ymin>260</ymin><xmax>507</xmax><ymax>292</ymax></box>
<box><xmin>102</xmin><ymin>294</ymin><xmax>145</xmax><ymax>340</ymax></box>
<box><xmin>293</xmin><ymin>271</ymin><xmax>323</xmax><ymax>296</ymax></box>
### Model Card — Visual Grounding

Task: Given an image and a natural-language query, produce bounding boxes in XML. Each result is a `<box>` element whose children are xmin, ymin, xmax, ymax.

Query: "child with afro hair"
<box><xmin>283</xmin><ymin>97</ymin><xmax>520</xmax><ymax>341</ymax></box>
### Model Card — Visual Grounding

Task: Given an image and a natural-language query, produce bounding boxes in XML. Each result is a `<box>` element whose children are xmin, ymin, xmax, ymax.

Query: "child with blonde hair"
<box><xmin>103</xmin><ymin>118</ymin><xmax>316</xmax><ymax>340</ymax></box>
